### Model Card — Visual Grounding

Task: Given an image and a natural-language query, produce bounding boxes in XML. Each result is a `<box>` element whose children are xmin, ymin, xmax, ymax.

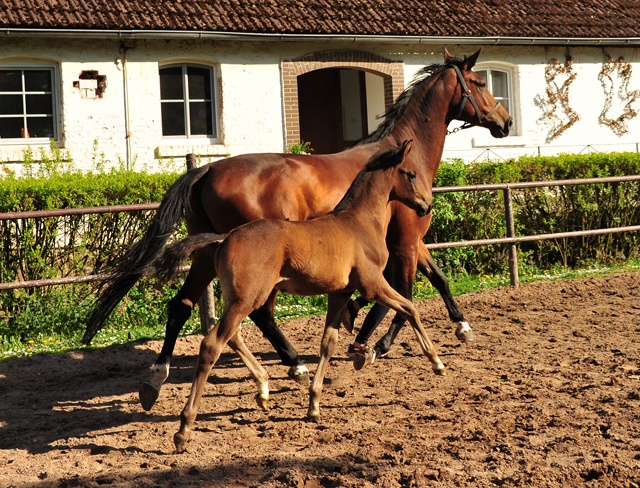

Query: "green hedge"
<box><xmin>0</xmin><ymin>169</ymin><xmax>181</xmax><ymax>328</ymax></box>
<box><xmin>428</xmin><ymin>152</ymin><xmax>640</xmax><ymax>273</ymax></box>
<box><xmin>1</xmin><ymin>151</ymin><xmax>639</xmax><ymax>338</ymax></box>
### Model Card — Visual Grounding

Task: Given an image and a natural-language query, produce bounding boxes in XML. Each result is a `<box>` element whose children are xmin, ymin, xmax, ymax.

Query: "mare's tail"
<box><xmin>151</xmin><ymin>233</ymin><xmax>226</xmax><ymax>284</ymax></box>
<box><xmin>81</xmin><ymin>165</ymin><xmax>211</xmax><ymax>345</ymax></box>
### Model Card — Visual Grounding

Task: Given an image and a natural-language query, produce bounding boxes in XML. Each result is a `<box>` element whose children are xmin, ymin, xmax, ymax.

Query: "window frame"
<box><xmin>0</xmin><ymin>64</ymin><xmax>60</xmax><ymax>145</ymax></box>
<box><xmin>159</xmin><ymin>63</ymin><xmax>220</xmax><ymax>142</ymax></box>
<box><xmin>473</xmin><ymin>62</ymin><xmax>518</xmax><ymax>135</ymax></box>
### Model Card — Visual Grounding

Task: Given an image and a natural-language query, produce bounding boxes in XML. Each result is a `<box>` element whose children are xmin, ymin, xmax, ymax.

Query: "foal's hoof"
<box><xmin>353</xmin><ymin>345</ymin><xmax>376</xmax><ymax>371</ymax></box>
<box><xmin>455</xmin><ymin>322</ymin><xmax>475</xmax><ymax>343</ymax></box>
<box><xmin>433</xmin><ymin>366</ymin><xmax>447</xmax><ymax>376</ymax></box>
<box><xmin>173</xmin><ymin>432</ymin><xmax>189</xmax><ymax>453</ymax></box>
<box><xmin>287</xmin><ymin>365</ymin><xmax>311</xmax><ymax>387</ymax></box>
<box><xmin>139</xmin><ymin>382</ymin><xmax>160</xmax><ymax>412</ymax></box>
<box><xmin>255</xmin><ymin>394</ymin><xmax>269</xmax><ymax>411</ymax></box>
<box><xmin>307</xmin><ymin>411</ymin><xmax>321</xmax><ymax>423</ymax></box>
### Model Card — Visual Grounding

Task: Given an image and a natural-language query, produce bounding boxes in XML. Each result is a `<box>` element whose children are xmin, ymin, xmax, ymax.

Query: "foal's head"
<box><xmin>374</xmin><ymin>140</ymin><xmax>433</xmax><ymax>218</ymax></box>
<box><xmin>392</xmin><ymin>141</ymin><xmax>433</xmax><ymax>217</ymax></box>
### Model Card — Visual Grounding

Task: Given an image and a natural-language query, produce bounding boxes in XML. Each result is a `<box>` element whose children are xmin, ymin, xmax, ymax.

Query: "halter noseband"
<box><xmin>445</xmin><ymin>64</ymin><xmax>502</xmax><ymax>134</ymax></box>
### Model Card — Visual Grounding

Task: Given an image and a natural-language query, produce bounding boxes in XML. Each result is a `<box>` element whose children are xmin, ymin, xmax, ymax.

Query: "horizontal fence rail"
<box><xmin>1</xmin><ymin>174</ymin><xmax>639</xmax><ymax>291</ymax></box>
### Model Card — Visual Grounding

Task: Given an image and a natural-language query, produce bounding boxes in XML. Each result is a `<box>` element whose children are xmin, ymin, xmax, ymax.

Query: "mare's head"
<box><xmin>443</xmin><ymin>48</ymin><xmax>512</xmax><ymax>138</ymax></box>
<box><xmin>370</xmin><ymin>140</ymin><xmax>432</xmax><ymax>218</ymax></box>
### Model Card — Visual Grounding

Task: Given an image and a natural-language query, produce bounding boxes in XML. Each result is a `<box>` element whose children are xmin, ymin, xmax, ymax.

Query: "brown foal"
<box><xmin>152</xmin><ymin>141</ymin><xmax>446</xmax><ymax>452</ymax></box>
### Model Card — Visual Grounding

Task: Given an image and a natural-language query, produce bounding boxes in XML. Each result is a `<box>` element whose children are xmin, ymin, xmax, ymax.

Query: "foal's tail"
<box><xmin>81</xmin><ymin>165</ymin><xmax>211</xmax><ymax>345</ymax></box>
<box><xmin>151</xmin><ymin>233</ymin><xmax>226</xmax><ymax>284</ymax></box>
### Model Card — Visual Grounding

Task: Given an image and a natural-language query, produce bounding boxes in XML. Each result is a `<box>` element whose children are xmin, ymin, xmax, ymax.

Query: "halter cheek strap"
<box><xmin>446</xmin><ymin>64</ymin><xmax>502</xmax><ymax>133</ymax></box>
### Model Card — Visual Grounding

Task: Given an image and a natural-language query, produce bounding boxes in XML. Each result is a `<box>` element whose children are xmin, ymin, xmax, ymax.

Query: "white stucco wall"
<box><xmin>2</xmin><ymin>38</ymin><xmax>640</xmax><ymax>173</ymax></box>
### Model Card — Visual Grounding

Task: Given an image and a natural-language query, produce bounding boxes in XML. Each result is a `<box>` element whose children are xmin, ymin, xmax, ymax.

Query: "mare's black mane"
<box><xmin>360</xmin><ymin>55</ymin><xmax>467</xmax><ymax>144</ymax></box>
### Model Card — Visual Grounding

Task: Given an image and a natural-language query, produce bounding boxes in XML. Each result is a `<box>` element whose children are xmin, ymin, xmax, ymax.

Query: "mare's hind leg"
<box><xmin>418</xmin><ymin>244</ymin><xmax>474</xmax><ymax>342</ymax></box>
<box><xmin>226</xmin><ymin>329</ymin><xmax>270</xmax><ymax>410</ymax></box>
<box><xmin>140</xmin><ymin>257</ymin><xmax>216</xmax><ymax>411</ymax></box>
<box><xmin>249</xmin><ymin>290</ymin><xmax>310</xmax><ymax>386</ymax></box>
<box><xmin>174</xmin><ymin>303</ymin><xmax>248</xmax><ymax>452</ymax></box>
<box><xmin>308</xmin><ymin>293</ymin><xmax>351</xmax><ymax>420</ymax></box>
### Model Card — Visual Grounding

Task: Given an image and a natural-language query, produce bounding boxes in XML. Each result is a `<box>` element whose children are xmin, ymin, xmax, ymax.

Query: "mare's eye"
<box><xmin>475</xmin><ymin>80</ymin><xmax>486</xmax><ymax>88</ymax></box>
<box><xmin>407</xmin><ymin>170</ymin><xmax>416</xmax><ymax>179</ymax></box>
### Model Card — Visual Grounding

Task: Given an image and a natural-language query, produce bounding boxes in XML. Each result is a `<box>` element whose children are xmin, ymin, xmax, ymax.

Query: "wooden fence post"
<box><xmin>186</xmin><ymin>153</ymin><xmax>217</xmax><ymax>334</ymax></box>
<box><xmin>503</xmin><ymin>187</ymin><xmax>520</xmax><ymax>287</ymax></box>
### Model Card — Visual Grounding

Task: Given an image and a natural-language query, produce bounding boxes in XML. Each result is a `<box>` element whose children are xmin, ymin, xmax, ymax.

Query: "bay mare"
<box><xmin>151</xmin><ymin>141</ymin><xmax>447</xmax><ymax>452</ymax></box>
<box><xmin>82</xmin><ymin>48</ymin><xmax>512</xmax><ymax>411</ymax></box>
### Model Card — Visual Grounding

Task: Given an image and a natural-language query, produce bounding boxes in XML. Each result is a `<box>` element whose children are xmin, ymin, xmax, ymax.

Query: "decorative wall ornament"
<box><xmin>535</xmin><ymin>58</ymin><xmax>581</xmax><ymax>143</ymax></box>
<box><xmin>598</xmin><ymin>55</ymin><xmax>640</xmax><ymax>136</ymax></box>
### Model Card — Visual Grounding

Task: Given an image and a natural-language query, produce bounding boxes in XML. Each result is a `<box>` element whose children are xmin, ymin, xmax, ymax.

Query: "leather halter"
<box><xmin>445</xmin><ymin>64</ymin><xmax>502</xmax><ymax>134</ymax></box>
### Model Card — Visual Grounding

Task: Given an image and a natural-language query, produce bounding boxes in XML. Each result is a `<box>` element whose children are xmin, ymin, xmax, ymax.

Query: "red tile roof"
<box><xmin>1</xmin><ymin>0</ymin><xmax>638</xmax><ymax>39</ymax></box>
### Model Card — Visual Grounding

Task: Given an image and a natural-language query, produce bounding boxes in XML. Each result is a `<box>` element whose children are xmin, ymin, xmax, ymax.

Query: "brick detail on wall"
<box><xmin>281</xmin><ymin>50</ymin><xmax>404</xmax><ymax>147</ymax></box>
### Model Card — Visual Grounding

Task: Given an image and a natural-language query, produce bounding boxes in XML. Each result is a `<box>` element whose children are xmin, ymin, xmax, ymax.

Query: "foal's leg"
<box><xmin>349</xmin><ymin>243</ymin><xmax>474</xmax><ymax>359</ymax></box>
<box><xmin>174</xmin><ymin>303</ymin><xmax>247</xmax><ymax>452</ymax></box>
<box><xmin>370</xmin><ymin>249</ymin><xmax>419</xmax><ymax>360</ymax></box>
<box><xmin>226</xmin><ymin>328</ymin><xmax>270</xmax><ymax>410</ymax></box>
<box><xmin>248</xmin><ymin>290</ymin><xmax>310</xmax><ymax>386</ymax></box>
<box><xmin>140</xmin><ymin>259</ymin><xmax>216</xmax><ymax>411</ymax></box>
<box><xmin>308</xmin><ymin>293</ymin><xmax>351</xmax><ymax>420</ymax></box>
<box><xmin>418</xmin><ymin>244</ymin><xmax>474</xmax><ymax>342</ymax></box>
<box><xmin>368</xmin><ymin>280</ymin><xmax>445</xmax><ymax>375</ymax></box>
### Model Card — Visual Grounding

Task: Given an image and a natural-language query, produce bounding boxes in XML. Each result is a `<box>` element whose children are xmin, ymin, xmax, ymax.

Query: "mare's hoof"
<box><xmin>255</xmin><ymin>394</ymin><xmax>269</xmax><ymax>411</ymax></box>
<box><xmin>287</xmin><ymin>367</ymin><xmax>311</xmax><ymax>387</ymax></box>
<box><xmin>455</xmin><ymin>323</ymin><xmax>475</xmax><ymax>343</ymax></box>
<box><xmin>173</xmin><ymin>432</ymin><xmax>188</xmax><ymax>453</ymax></box>
<box><xmin>139</xmin><ymin>382</ymin><xmax>160</xmax><ymax>412</ymax></box>
<box><xmin>353</xmin><ymin>345</ymin><xmax>376</xmax><ymax>371</ymax></box>
<box><xmin>307</xmin><ymin>412</ymin><xmax>321</xmax><ymax>423</ymax></box>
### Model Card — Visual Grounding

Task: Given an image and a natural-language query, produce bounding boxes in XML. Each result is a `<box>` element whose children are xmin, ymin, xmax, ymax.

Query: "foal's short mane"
<box><xmin>360</xmin><ymin>55</ymin><xmax>467</xmax><ymax>144</ymax></box>
<box><xmin>331</xmin><ymin>146</ymin><xmax>404</xmax><ymax>213</ymax></box>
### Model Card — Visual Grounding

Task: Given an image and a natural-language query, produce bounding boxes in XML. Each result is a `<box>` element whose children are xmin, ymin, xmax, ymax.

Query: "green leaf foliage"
<box><xmin>429</xmin><ymin>152</ymin><xmax>640</xmax><ymax>273</ymax></box>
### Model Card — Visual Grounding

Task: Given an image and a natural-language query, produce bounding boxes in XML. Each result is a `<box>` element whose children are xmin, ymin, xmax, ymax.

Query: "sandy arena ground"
<box><xmin>1</xmin><ymin>272</ymin><xmax>639</xmax><ymax>488</ymax></box>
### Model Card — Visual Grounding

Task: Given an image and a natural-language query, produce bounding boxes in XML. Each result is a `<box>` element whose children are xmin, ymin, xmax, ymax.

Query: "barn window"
<box><xmin>159</xmin><ymin>64</ymin><xmax>219</xmax><ymax>140</ymax></box>
<box><xmin>474</xmin><ymin>64</ymin><xmax>517</xmax><ymax>134</ymax></box>
<box><xmin>0</xmin><ymin>67</ymin><xmax>58</xmax><ymax>142</ymax></box>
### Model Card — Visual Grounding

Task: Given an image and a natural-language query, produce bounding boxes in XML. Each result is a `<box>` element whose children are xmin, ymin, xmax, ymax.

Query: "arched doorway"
<box><xmin>281</xmin><ymin>50</ymin><xmax>404</xmax><ymax>153</ymax></box>
<box><xmin>297</xmin><ymin>68</ymin><xmax>386</xmax><ymax>154</ymax></box>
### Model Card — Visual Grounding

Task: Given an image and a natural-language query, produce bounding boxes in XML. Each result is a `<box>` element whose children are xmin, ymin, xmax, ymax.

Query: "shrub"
<box><xmin>428</xmin><ymin>152</ymin><xmax>640</xmax><ymax>273</ymax></box>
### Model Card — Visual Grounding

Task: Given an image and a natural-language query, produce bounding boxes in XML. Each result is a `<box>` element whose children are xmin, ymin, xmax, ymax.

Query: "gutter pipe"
<box><xmin>2</xmin><ymin>28</ymin><xmax>640</xmax><ymax>46</ymax></box>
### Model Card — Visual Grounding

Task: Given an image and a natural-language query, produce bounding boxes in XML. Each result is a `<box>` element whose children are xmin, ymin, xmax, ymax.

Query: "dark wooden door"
<box><xmin>297</xmin><ymin>69</ymin><xmax>344</xmax><ymax>155</ymax></box>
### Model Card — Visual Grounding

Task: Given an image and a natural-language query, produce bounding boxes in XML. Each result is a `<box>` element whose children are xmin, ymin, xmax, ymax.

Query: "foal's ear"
<box><xmin>462</xmin><ymin>48</ymin><xmax>483</xmax><ymax>70</ymax></box>
<box><xmin>401</xmin><ymin>139</ymin><xmax>413</xmax><ymax>158</ymax></box>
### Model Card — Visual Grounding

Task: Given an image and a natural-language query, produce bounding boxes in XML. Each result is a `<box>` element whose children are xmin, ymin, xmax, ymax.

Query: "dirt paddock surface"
<box><xmin>1</xmin><ymin>272</ymin><xmax>640</xmax><ymax>488</ymax></box>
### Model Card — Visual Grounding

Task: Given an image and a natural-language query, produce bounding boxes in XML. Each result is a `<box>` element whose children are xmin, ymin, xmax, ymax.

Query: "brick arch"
<box><xmin>281</xmin><ymin>50</ymin><xmax>404</xmax><ymax>147</ymax></box>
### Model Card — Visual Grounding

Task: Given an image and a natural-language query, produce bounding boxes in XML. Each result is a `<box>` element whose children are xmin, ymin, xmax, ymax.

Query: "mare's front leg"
<box><xmin>140</xmin><ymin>258</ymin><xmax>216</xmax><ymax>411</ymax></box>
<box><xmin>174</xmin><ymin>303</ymin><xmax>247</xmax><ymax>452</ymax></box>
<box><xmin>308</xmin><ymin>293</ymin><xmax>351</xmax><ymax>420</ymax></box>
<box><xmin>418</xmin><ymin>243</ymin><xmax>474</xmax><ymax>342</ymax></box>
<box><xmin>249</xmin><ymin>290</ymin><xmax>310</xmax><ymax>386</ymax></box>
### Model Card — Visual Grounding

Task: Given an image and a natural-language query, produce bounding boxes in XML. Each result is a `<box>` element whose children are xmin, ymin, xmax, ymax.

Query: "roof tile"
<box><xmin>0</xmin><ymin>0</ymin><xmax>638</xmax><ymax>38</ymax></box>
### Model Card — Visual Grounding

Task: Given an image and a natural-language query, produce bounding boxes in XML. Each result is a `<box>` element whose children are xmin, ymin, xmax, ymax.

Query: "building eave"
<box><xmin>2</xmin><ymin>28</ymin><xmax>639</xmax><ymax>47</ymax></box>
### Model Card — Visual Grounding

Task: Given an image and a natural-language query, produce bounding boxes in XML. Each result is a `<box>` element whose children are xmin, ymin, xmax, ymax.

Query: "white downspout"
<box><xmin>119</xmin><ymin>43</ymin><xmax>132</xmax><ymax>170</ymax></box>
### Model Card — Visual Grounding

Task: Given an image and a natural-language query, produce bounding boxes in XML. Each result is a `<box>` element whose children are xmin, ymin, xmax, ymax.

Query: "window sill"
<box><xmin>471</xmin><ymin>135</ymin><xmax>528</xmax><ymax>148</ymax></box>
<box><xmin>156</xmin><ymin>140</ymin><xmax>227</xmax><ymax>158</ymax></box>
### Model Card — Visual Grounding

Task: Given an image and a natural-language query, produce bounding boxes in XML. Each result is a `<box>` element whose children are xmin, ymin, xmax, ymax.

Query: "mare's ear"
<box><xmin>443</xmin><ymin>47</ymin><xmax>455</xmax><ymax>64</ymax></box>
<box><xmin>462</xmin><ymin>48</ymin><xmax>483</xmax><ymax>70</ymax></box>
